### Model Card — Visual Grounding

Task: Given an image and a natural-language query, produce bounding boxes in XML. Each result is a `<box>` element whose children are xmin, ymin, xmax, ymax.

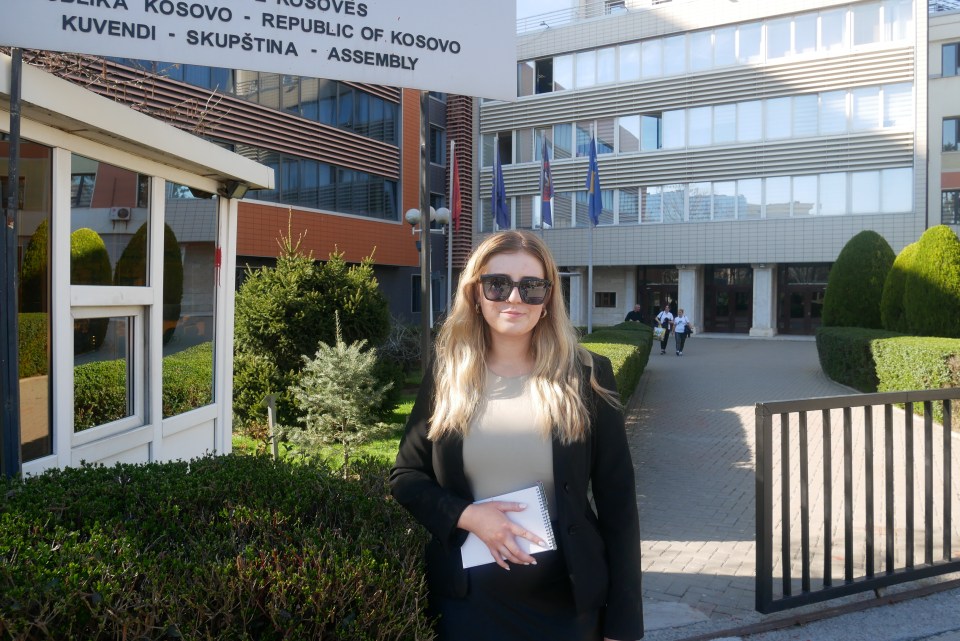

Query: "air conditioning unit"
<box><xmin>110</xmin><ymin>207</ymin><xmax>132</xmax><ymax>221</ymax></box>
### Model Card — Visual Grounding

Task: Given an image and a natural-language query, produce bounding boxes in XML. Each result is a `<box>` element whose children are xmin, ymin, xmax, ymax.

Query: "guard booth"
<box><xmin>0</xmin><ymin>54</ymin><xmax>273</xmax><ymax>478</ymax></box>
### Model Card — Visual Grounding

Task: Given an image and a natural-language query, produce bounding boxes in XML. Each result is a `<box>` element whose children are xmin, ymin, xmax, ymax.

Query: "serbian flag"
<box><xmin>585</xmin><ymin>134</ymin><xmax>602</xmax><ymax>226</ymax></box>
<box><xmin>539</xmin><ymin>138</ymin><xmax>554</xmax><ymax>227</ymax></box>
<box><xmin>451</xmin><ymin>143</ymin><xmax>462</xmax><ymax>233</ymax></box>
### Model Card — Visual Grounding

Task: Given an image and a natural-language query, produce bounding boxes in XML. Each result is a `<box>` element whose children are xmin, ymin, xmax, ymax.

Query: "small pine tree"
<box><xmin>287</xmin><ymin>313</ymin><xmax>393</xmax><ymax>477</ymax></box>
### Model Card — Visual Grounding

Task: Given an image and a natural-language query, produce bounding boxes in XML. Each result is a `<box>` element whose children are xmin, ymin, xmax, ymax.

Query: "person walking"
<box><xmin>673</xmin><ymin>308</ymin><xmax>691</xmax><ymax>356</ymax></box>
<box><xmin>391</xmin><ymin>230</ymin><xmax>643</xmax><ymax>641</ymax></box>
<box><xmin>655</xmin><ymin>305</ymin><xmax>674</xmax><ymax>355</ymax></box>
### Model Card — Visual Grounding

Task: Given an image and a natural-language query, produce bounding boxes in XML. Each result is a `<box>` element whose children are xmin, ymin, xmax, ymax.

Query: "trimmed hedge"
<box><xmin>0</xmin><ymin>455</ymin><xmax>432</xmax><ymax>640</ymax></box>
<box><xmin>816</xmin><ymin>326</ymin><xmax>960</xmax><ymax>423</ymax></box>
<box><xmin>902</xmin><ymin>226</ymin><xmax>960</xmax><ymax>338</ymax></box>
<box><xmin>822</xmin><ymin>230</ymin><xmax>894</xmax><ymax>329</ymax></box>
<box><xmin>880</xmin><ymin>241</ymin><xmax>918</xmax><ymax>334</ymax></box>
<box><xmin>74</xmin><ymin>342</ymin><xmax>215</xmax><ymax>430</ymax></box>
<box><xmin>17</xmin><ymin>313</ymin><xmax>48</xmax><ymax>379</ymax></box>
<box><xmin>71</xmin><ymin>228</ymin><xmax>111</xmax><ymax>353</ymax></box>
<box><xmin>580</xmin><ymin>322</ymin><xmax>652</xmax><ymax>401</ymax></box>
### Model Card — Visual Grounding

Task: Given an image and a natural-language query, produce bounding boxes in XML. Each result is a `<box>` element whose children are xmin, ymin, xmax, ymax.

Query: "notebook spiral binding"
<box><xmin>535</xmin><ymin>481</ymin><xmax>557</xmax><ymax>550</ymax></box>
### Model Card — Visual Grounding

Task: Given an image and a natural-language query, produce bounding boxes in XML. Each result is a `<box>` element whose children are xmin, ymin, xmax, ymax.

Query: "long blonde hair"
<box><xmin>428</xmin><ymin>231</ymin><xmax>618</xmax><ymax>443</ymax></box>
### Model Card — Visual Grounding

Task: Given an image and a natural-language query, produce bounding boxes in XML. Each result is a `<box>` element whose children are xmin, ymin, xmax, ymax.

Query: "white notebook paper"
<box><xmin>460</xmin><ymin>483</ymin><xmax>557</xmax><ymax>569</ymax></box>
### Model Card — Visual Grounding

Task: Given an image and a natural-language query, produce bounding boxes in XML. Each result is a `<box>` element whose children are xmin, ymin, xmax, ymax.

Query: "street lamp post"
<box><xmin>405</xmin><ymin>206</ymin><xmax>451</xmax><ymax>345</ymax></box>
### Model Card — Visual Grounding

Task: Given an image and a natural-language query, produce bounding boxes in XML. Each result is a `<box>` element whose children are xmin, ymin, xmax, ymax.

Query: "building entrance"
<box><xmin>777</xmin><ymin>264</ymin><xmax>830</xmax><ymax>335</ymax></box>
<box><xmin>704</xmin><ymin>266</ymin><xmax>752</xmax><ymax>333</ymax></box>
<box><xmin>637</xmin><ymin>266</ymin><xmax>678</xmax><ymax>323</ymax></box>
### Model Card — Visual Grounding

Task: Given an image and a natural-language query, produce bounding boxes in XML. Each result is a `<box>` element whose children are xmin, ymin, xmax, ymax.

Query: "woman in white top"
<box><xmin>391</xmin><ymin>231</ymin><xmax>643</xmax><ymax>641</ymax></box>
<box><xmin>673</xmin><ymin>309</ymin><xmax>690</xmax><ymax>356</ymax></box>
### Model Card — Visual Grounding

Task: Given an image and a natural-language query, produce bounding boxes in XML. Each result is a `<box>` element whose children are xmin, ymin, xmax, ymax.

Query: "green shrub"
<box><xmin>0</xmin><ymin>455</ymin><xmax>433</xmax><ymax>640</ymax></box>
<box><xmin>74</xmin><ymin>343</ymin><xmax>215</xmax><ymax>430</ymax></box>
<box><xmin>114</xmin><ymin>223</ymin><xmax>184</xmax><ymax>345</ymax></box>
<box><xmin>816</xmin><ymin>326</ymin><xmax>902</xmax><ymax>393</ymax></box>
<box><xmin>70</xmin><ymin>228</ymin><xmax>112</xmax><ymax>353</ymax></box>
<box><xmin>233</xmin><ymin>225</ymin><xmax>390</xmax><ymax>430</ymax></box>
<box><xmin>17</xmin><ymin>313</ymin><xmax>48</xmax><ymax>378</ymax></box>
<box><xmin>580</xmin><ymin>322</ymin><xmax>652</xmax><ymax>400</ymax></box>
<box><xmin>822</xmin><ymin>230</ymin><xmax>895</xmax><ymax>329</ymax></box>
<box><xmin>19</xmin><ymin>219</ymin><xmax>48</xmax><ymax>314</ymax></box>
<box><xmin>880</xmin><ymin>241</ymin><xmax>918</xmax><ymax>333</ymax></box>
<box><xmin>903</xmin><ymin>226</ymin><xmax>960</xmax><ymax>338</ymax></box>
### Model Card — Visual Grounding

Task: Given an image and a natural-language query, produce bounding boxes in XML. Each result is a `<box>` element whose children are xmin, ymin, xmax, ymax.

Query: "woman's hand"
<box><xmin>457</xmin><ymin>502</ymin><xmax>547</xmax><ymax>571</ymax></box>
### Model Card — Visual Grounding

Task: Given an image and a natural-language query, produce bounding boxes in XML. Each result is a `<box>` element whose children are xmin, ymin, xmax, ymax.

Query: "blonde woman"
<box><xmin>391</xmin><ymin>231</ymin><xmax>643</xmax><ymax>641</ymax></box>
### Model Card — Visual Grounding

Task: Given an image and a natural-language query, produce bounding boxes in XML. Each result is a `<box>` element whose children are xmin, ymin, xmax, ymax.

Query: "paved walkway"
<box><xmin>625</xmin><ymin>334</ymin><xmax>960</xmax><ymax>641</ymax></box>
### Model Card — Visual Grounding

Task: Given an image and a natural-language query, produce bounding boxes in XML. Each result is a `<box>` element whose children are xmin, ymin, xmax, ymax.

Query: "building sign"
<box><xmin>0</xmin><ymin>0</ymin><xmax>517</xmax><ymax>101</ymax></box>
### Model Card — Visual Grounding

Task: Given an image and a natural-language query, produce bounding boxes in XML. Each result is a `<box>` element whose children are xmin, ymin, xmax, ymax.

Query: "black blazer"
<box><xmin>390</xmin><ymin>352</ymin><xmax>643</xmax><ymax>640</ymax></box>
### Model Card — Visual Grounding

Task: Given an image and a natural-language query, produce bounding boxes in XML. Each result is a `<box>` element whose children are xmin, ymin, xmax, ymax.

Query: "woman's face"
<box><xmin>476</xmin><ymin>250</ymin><xmax>548</xmax><ymax>342</ymax></box>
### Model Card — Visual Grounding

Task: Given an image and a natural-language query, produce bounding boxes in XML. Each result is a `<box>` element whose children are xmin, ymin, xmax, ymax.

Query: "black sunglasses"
<box><xmin>479</xmin><ymin>274</ymin><xmax>552</xmax><ymax>305</ymax></box>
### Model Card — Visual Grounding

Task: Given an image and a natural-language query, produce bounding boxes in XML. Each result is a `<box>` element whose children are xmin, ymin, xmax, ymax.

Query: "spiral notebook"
<box><xmin>460</xmin><ymin>483</ymin><xmax>557</xmax><ymax>569</ymax></box>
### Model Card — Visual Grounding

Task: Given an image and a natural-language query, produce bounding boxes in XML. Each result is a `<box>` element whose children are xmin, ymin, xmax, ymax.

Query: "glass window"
<box><xmin>663</xmin><ymin>35</ymin><xmax>686</xmax><ymax>75</ymax></box>
<box><xmin>853</xmin><ymin>3</ymin><xmax>881</xmax><ymax>46</ymax></box>
<box><xmin>481</xmin><ymin>133</ymin><xmax>495</xmax><ymax>167</ymax></box>
<box><xmin>516</xmin><ymin>196</ymin><xmax>533</xmax><ymax>229</ymax></box>
<box><xmin>765</xmin><ymin>97</ymin><xmax>791</xmax><ymax>140</ymax></box>
<box><xmin>576</xmin><ymin>50</ymin><xmax>597</xmax><ymax>88</ymax></box>
<box><xmin>738</xmin><ymin>23</ymin><xmax>762</xmax><ymax>64</ymax></box>
<box><xmin>882</xmin><ymin>167</ymin><xmax>913</xmax><ymax>213</ymax></box>
<box><xmin>714</xmin><ymin>27</ymin><xmax>736</xmax><ymax>67</ymax></box>
<box><xmin>793</xmin><ymin>175</ymin><xmax>818</xmax><ymax>215</ymax></box>
<box><xmin>8</xmin><ymin>141</ymin><xmax>53</xmax><ymax>462</ymax></box>
<box><xmin>883</xmin><ymin>83</ymin><xmax>913</xmax><ymax>128</ymax></box>
<box><xmin>619</xmin><ymin>187</ymin><xmax>640</xmax><ymax>224</ymax></box>
<box><xmin>820</xmin><ymin>9</ymin><xmax>848</xmax><ymax>52</ymax></box>
<box><xmin>554</xmin><ymin>123</ymin><xmax>573</xmax><ymax>160</ymax></box>
<box><xmin>945</xmin><ymin>117</ymin><xmax>960</xmax><ymax>152</ymax></box>
<box><xmin>597</xmin><ymin>47</ymin><xmax>616</xmax><ymax>84</ymax></box>
<box><xmin>162</xmin><ymin>184</ymin><xmax>217</xmax><ymax>417</ymax></box>
<box><xmin>765</xmin><ymin>176</ymin><xmax>792</xmax><ymax>218</ymax></box>
<box><xmin>688</xmin><ymin>107</ymin><xmax>712</xmax><ymax>147</ymax></box>
<box><xmin>535</xmin><ymin>58</ymin><xmax>554</xmax><ymax>94</ymax></box>
<box><xmin>820</xmin><ymin>90</ymin><xmax>848</xmax><ymax>135</ymax></box>
<box><xmin>767</xmin><ymin>18</ymin><xmax>792</xmax><ymax>60</ymax></box>
<box><xmin>851</xmin><ymin>87</ymin><xmax>880</xmax><ymax>130</ymax></box>
<box><xmin>943</xmin><ymin>190</ymin><xmax>960</xmax><ymax>225</ymax></box>
<box><xmin>71</xmin><ymin>155</ymin><xmax>150</xmax><ymax>286</ymax></box>
<box><xmin>516</xmin><ymin>128</ymin><xmax>533</xmax><ymax>164</ymax></box>
<box><xmin>688</xmin><ymin>183</ymin><xmax>711</xmax><ymax>222</ymax></box>
<box><xmin>795</xmin><ymin>14</ymin><xmax>818</xmax><ymax>54</ymax></box>
<box><xmin>554</xmin><ymin>55</ymin><xmax>574</xmax><ymax>91</ymax></box>
<box><xmin>576</xmin><ymin>121</ymin><xmax>593</xmax><ymax>157</ymax></box>
<box><xmin>642</xmin><ymin>39</ymin><xmax>663</xmax><ymax>78</ymax></box>
<box><xmin>641</xmin><ymin>115</ymin><xmax>662</xmax><ymax>151</ymax></box>
<box><xmin>793</xmin><ymin>94</ymin><xmax>819</xmax><ymax>137</ymax></box>
<box><xmin>535</xmin><ymin>127</ymin><xmax>553</xmax><ymax>160</ymax></box>
<box><xmin>518</xmin><ymin>60</ymin><xmax>535</xmax><ymax>97</ymax></box>
<box><xmin>713</xmin><ymin>104</ymin><xmax>736</xmax><ymax>144</ymax></box>
<box><xmin>943</xmin><ymin>43</ymin><xmax>959</xmax><ymax>78</ymax></box>
<box><xmin>883</xmin><ymin>0</ymin><xmax>913</xmax><ymax>42</ymax></box>
<box><xmin>553</xmin><ymin>191</ymin><xmax>573</xmax><ymax>228</ymax></box>
<box><xmin>597</xmin><ymin>118</ymin><xmax>615</xmax><ymax>155</ymax></box>
<box><xmin>819</xmin><ymin>172</ymin><xmax>847</xmax><ymax>215</ymax></box>
<box><xmin>850</xmin><ymin>171</ymin><xmax>880</xmax><ymax>213</ymax></box>
<box><xmin>620</xmin><ymin>43</ymin><xmax>640</xmax><ymax>81</ymax></box>
<box><xmin>737</xmin><ymin>101</ymin><xmax>762</xmax><ymax>142</ymax></box>
<box><xmin>663</xmin><ymin>184</ymin><xmax>685</xmax><ymax>222</ymax></box>
<box><xmin>642</xmin><ymin>185</ymin><xmax>662</xmax><ymax>223</ymax></box>
<box><xmin>619</xmin><ymin>115</ymin><xmax>641</xmax><ymax>153</ymax></box>
<box><xmin>689</xmin><ymin>31</ymin><xmax>712</xmax><ymax>72</ymax></box>
<box><xmin>73</xmin><ymin>315</ymin><xmax>136</xmax><ymax>432</ymax></box>
<box><xmin>738</xmin><ymin>179</ymin><xmax>762</xmax><ymax>219</ymax></box>
<box><xmin>663</xmin><ymin>110</ymin><xmax>686</xmax><ymax>149</ymax></box>
<box><xmin>713</xmin><ymin>181</ymin><xmax>737</xmax><ymax>220</ymax></box>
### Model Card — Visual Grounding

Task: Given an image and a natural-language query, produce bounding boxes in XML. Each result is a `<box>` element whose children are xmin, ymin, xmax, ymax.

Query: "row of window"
<box><xmin>239</xmin><ymin>148</ymin><xmax>399</xmax><ymax>221</ymax></box>
<box><xmin>484</xmin><ymin>82</ymin><xmax>913</xmax><ymax>166</ymax></box>
<box><xmin>516</xmin><ymin>0</ymin><xmax>914</xmax><ymax>97</ymax></box>
<box><xmin>109</xmin><ymin>59</ymin><xmax>400</xmax><ymax>145</ymax></box>
<box><xmin>479</xmin><ymin>168</ymin><xmax>914</xmax><ymax>231</ymax></box>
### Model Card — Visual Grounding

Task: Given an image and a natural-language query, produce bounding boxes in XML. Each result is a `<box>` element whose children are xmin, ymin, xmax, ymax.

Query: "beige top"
<box><xmin>463</xmin><ymin>369</ymin><xmax>556</xmax><ymax>518</ymax></box>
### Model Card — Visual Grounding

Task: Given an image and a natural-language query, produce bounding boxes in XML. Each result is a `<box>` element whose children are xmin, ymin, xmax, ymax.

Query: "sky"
<box><xmin>516</xmin><ymin>0</ymin><xmax>573</xmax><ymax>20</ymax></box>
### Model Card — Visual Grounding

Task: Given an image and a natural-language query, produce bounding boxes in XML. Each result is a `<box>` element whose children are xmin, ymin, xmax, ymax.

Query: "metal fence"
<box><xmin>755</xmin><ymin>389</ymin><xmax>960</xmax><ymax>614</ymax></box>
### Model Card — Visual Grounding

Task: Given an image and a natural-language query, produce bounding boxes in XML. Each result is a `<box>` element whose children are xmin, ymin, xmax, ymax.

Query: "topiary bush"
<box><xmin>880</xmin><ymin>241</ymin><xmax>918</xmax><ymax>334</ymax></box>
<box><xmin>580</xmin><ymin>322</ymin><xmax>652</xmax><ymax>400</ymax></box>
<box><xmin>0</xmin><ymin>455</ymin><xmax>433</xmax><ymax>641</ymax></box>
<box><xmin>19</xmin><ymin>219</ymin><xmax>48</xmax><ymax>314</ymax></box>
<box><xmin>822</xmin><ymin>230</ymin><xmax>895</xmax><ymax>329</ymax></box>
<box><xmin>17</xmin><ymin>313</ymin><xmax>49</xmax><ymax>379</ymax></box>
<box><xmin>114</xmin><ymin>222</ymin><xmax>184</xmax><ymax>345</ymax></box>
<box><xmin>815</xmin><ymin>326</ymin><xmax>902</xmax><ymax>393</ymax></box>
<box><xmin>70</xmin><ymin>228</ymin><xmax>112</xmax><ymax>353</ymax></box>
<box><xmin>902</xmin><ymin>225</ymin><xmax>960</xmax><ymax>338</ymax></box>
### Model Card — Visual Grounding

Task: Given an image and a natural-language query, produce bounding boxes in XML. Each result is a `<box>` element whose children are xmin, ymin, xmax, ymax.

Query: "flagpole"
<box><xmin>538</xmin><ymin>137</ymin><xmax>545</xmax><ymax>240</ymax></box>
<box><xmin>587</xmin><ymin>124</ymin><xmax>595</xmax><ymax>335</ymax></box>
<box><xmin>446</xmin><ymin>139</ymin><xmax>454</xmax><ymax>313</ymax></box>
